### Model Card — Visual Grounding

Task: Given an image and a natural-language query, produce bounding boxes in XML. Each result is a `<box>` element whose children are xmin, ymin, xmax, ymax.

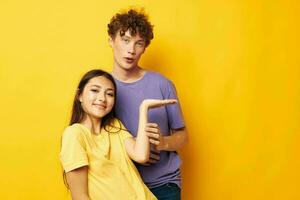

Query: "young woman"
<box><xmin>60</xmin><ymin>69</ymin><xmax>177</xmax><ymax>200</ymax></box>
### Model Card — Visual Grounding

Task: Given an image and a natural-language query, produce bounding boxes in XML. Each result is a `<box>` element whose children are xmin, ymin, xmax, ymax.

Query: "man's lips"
<box><xmin>124</xmin><ymin>57</ymin><xmax>134</xmax><ymax>63</ymax></box>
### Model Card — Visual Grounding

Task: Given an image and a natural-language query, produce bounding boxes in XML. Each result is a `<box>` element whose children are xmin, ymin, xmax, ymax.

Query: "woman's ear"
<box><xmin>76</xmin><ymin>89</ymin><xmax>82</xmax><ymax>103</ymax></box>
<box><xmin>108</xmin><ymin>37</ymin><xmax>113</xmax><ymax>47</ymax></box>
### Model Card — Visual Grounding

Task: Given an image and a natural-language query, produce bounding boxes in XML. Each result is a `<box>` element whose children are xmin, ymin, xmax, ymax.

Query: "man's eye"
<box><xmin>107</xmin><ymin>93</ymin><xmax>114</xmax><ymax>97</ymax></box>
<box><xmin>122</xmin><ymin>38</ymin><xmax>130</xmax><ymax>43</ymax></box>
<box><xmin>91</xmin><ymin>89</ymin><xmax>99</xmax><ymax>92</ymax></box>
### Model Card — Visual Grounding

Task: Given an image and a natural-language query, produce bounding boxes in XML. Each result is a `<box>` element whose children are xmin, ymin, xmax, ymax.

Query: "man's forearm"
<box><xmin>158</xmin><ymin>128</ymin><xmax>188</xmax><ymax>151</ymax></box>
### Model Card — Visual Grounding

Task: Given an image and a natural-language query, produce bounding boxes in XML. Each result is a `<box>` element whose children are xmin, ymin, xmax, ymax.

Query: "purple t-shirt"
<box><xmin>114</xmin><ymin>71</ymin><xmax>185</xmax><ymax>188</ymax></box>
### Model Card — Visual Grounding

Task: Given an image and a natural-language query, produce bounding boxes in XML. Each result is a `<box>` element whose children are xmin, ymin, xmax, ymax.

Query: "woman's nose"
<box><xmin>97</xmin><ymin>92</ymin><xmax>106</xmax><ymax>102</ymax></box>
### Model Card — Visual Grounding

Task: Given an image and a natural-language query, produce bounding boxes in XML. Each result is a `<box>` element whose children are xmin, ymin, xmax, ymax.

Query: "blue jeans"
<box><xmin>150</xmin><ymin>183</ymin><xmax>181</xmax><ymax>200</ymax></box>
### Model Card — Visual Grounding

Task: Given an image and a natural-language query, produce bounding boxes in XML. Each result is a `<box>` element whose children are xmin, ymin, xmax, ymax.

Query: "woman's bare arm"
<box><xmin>66</xmin><ymin>166</ymin><xmax>90</xmax><ymax>200</ymax></box>
<box><xmin>124</xmin><ymin>99</ymin><xmax>177</xmax><ymax>163</ymax></box>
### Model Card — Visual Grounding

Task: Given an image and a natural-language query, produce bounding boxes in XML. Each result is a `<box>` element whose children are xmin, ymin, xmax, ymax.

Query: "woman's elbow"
<box><xmin>134</xmin><ymin>154</ymin><xmax>149</xmax><ymax>164</ymax></box>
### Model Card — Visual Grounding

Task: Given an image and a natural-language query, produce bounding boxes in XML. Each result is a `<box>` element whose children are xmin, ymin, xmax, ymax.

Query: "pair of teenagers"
<box><xmin>60</xmin><ymin>9</ymin><xmax>188</xmax><ymax>200</ymax></box>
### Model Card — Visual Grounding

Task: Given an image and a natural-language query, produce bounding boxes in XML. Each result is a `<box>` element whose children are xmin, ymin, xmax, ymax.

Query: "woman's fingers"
<box><xmin>142</xmin><ymin>99</ymin><xmax>178</xmax><ymax>109</ymax></box>
<box><xmin>156</xmin><ymin>99</ymin><xmax>177</xmax><ymax>107</ymax></box>
<box><xmin>161</xmin><ymin>99</ymin><xmax>177</xmax><ymax>105</ymax></box>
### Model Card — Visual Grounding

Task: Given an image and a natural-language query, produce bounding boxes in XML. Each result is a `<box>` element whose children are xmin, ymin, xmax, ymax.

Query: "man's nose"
<box><xmin>127</xmin><ymin>43</ymin><xmax>136</xmax><ymax>55</ymax></box>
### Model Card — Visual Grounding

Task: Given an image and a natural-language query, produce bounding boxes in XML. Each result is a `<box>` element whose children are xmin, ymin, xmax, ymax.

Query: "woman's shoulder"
<box><xmin>105</xmin><ymin>118</ymin><xmax>125</xmax><ymax>131</ymax></box>
<box><xmin>105</xmin><ymin>118</ymin><xmax>131</xmax><ymax>136</ymax></box>
<box><xmin>62</xmin><ymin>123</ymin><xmax>88</xmax><ymax>140</ymax></box>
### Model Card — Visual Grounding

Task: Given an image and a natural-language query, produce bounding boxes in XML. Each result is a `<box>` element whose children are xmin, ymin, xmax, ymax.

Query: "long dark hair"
<box><xmin>70</xmin><ymin>69</ymin><xmax>117</xmax><ymax>129</ymax></box>
<box><xmin>62</xmin><ymin>69</ymin><xmax>120</xmax><ymax>188</ymax></box>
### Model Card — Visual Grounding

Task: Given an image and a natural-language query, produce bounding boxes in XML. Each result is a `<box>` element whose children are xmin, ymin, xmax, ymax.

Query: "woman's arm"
<box><xmin>66</xmin><ymin>166</ymin><xmax>90</xmax><ymax>200</ymax></box>
<box><xmin>124</xmin><ymin>99</ymin><xmax>177</xmax><ymax>163</ymax></box>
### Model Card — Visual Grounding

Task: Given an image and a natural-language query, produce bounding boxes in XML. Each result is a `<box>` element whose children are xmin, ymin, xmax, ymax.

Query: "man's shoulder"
<box><xmin>145</xmin><ymin>70</ymin><xmax>172</xmax><ymax>84</ymax></box>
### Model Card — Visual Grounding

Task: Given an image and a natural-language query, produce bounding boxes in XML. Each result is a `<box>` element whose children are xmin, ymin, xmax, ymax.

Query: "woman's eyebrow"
<box><xmin>90</xmin><ymin>85</ymin><xmax>114</xmax><ymax>91</ymax></box>
<box><xmin>90</xmin><ymin>85</ymin><xmax>101</xmax><ymax>88</ymax></box>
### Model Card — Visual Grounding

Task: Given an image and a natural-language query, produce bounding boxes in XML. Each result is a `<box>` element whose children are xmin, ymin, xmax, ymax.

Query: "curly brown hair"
<box><xmin>107</xmin><ymin>9</ymin><xmax>154</xmax><ymax>47</ymax></box>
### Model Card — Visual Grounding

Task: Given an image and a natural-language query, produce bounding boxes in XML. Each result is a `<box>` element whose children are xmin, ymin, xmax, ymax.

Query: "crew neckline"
<box><xmin>73</xmin><ymin>123</ymin><xmax>102</xmax><ymax>136</ymax></box>
<box><xmin>114</xmin><ymin>71</ymin><xmax>148</xmax><ymax>86</ymax></box>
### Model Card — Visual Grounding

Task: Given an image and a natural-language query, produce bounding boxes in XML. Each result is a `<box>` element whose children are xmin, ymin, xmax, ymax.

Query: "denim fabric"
<box><xmin>150</xmin><ymin>183</ymin><xmax>181</xmax><ymax>200</ymax></box>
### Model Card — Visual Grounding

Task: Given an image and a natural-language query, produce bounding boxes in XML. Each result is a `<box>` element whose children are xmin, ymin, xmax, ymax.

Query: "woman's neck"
<box><xmin>80</xmin><ymin>116</ymin><xmax>102</xmax><ymax>134</ymax></box>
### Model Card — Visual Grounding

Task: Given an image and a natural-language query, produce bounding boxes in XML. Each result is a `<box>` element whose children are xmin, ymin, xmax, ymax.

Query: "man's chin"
<box><xmin>122</xmin><ymin>64</ymin><xmax>137</xmax><ymax>71</ymax></box>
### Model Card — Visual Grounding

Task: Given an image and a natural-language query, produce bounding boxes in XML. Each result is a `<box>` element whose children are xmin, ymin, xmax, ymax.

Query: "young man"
<box><xmin>108</xmin><ymin>9</ymin><xmax>188</xmax><ymax>200</ymax></box>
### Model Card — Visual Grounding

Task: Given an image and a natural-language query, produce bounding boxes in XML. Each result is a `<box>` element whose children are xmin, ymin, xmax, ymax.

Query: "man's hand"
<box><xmin>146</xmin><ymin>124</ymin><xmax>167</xmax><ymax>151</ymax></box>
<box><xmin>143</xmin><ymin>123</ymin><xmax>160</xmax><ymax>166</ymax></box>
<box><xmin>141</xmin><ymin>148</ymin><xmax>161</xmax><ymax>166</ymax></box>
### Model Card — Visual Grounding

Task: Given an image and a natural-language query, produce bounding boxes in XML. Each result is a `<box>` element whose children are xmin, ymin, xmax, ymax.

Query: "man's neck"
<box><xmin>112</xmin><ymin>65</ymin><xmax>145</xmax><ymax>83</ymax></box>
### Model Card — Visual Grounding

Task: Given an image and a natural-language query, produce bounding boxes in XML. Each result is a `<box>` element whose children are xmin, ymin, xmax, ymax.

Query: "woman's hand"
<box><xmin>140</xmin><ymin>99</ymin><xmax>177</xmax><ymax>110</ymax></box>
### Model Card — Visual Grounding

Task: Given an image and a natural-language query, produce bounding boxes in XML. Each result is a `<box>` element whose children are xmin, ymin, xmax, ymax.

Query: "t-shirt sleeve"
<box><xmin>164</xmin><ymin>80</ymin><xmax>185</xmax><ymax>130</ymax></box>
<box><xmin>60</xmin><ymin>126</ymin><xmax>89</xmax><ymax>172</ymax></box>
<box><xmin>118</xmin><ymin>120</ymin><xmax>133</xmax><ymax>140</ymax></box>
<box><xmin>121</xmin><ymin>130</ymin><xmax>133</xmax><ymax>140</ymax></box>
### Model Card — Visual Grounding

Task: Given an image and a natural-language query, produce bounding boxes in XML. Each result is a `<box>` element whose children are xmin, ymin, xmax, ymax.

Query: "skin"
<box><xmin>66</xmin><ymin>167</ymin><xmax>89</xmax><ymax>200</ymax></box>
<box><xmin>65</xmin><ymin>75</ymin><xmax>177</xmax><ymax>199</ymax></box>
<box><xmin>79</xmin><ymin>76</ymin><xmax>115</xmax><ymax>133</ymax></box>
<box><xmin>109</xmin><ymin>30</ymin><xmax>146</xmax><ymax>82</ymax></box>
<box><xmin>110</xmin><ymin>30</ymin><xmax>189</xmax><ymax>164</ymax></box>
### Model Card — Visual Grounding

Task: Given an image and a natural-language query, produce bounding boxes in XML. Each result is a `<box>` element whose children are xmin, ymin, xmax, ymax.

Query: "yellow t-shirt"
<box><xmin>60</xmin><ymin>119</ymin><xmax>157</xmax><ymax>200</ymax></box>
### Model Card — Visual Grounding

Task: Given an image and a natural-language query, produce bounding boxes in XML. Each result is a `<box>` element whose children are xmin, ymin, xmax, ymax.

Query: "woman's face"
<box><xmin>79</xmin><ymin>76</ymin><xmax>115</xmax><ymax>121</ymax></box>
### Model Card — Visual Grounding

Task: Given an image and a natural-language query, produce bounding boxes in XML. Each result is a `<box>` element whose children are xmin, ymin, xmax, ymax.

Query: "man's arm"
<box><xmin>147</xmin><ymin>127</ymin><xmax>188</xmax><ymax>151</ymax></box>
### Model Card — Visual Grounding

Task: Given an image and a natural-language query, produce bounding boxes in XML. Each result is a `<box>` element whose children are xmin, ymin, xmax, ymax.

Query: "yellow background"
<box><xmin>0</xmin><ymin>0</ymin><xmax>299</xmax><ymax>199</ymax></box>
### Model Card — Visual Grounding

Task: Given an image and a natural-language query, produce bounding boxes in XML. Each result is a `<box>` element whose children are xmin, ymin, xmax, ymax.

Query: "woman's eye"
<box><xmin>91</xmin><ymin>89</ymin><xmax>99</xmax><ymax>93</ymax></box>
<box><xmin>107</xmin><ymin>93</ymin><xmax>114</xmax><ymax>97</ymax></box>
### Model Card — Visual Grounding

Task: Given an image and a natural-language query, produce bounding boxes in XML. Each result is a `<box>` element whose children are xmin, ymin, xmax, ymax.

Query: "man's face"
<box><xmin>109</xmin><ymin>30</ymin><xmax>146</xmax><ymax>71</ymax></box>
